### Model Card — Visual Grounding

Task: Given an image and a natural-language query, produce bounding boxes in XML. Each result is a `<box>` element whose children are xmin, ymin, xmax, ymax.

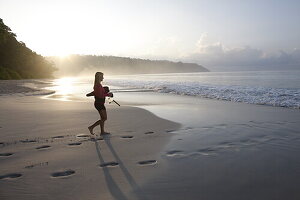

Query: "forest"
<box><xmin>0</xmin><ymin>18</ymin><xmax>56</xmax><ymax>79</ymax></box>
<box><xmin>49</xmin><ymin>55</ymin><xmax>209</xmax><ymax>76</ymax></box>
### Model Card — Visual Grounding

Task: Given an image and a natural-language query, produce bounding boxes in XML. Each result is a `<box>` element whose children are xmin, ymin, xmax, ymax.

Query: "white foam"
<box><xmin>106</xmin><ymin>79</ymin><xmax>300</xmax><ymax>109</ymax></box>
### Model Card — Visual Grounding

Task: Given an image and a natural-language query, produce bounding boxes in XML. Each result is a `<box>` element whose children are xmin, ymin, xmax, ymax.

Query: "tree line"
<box><xmin>0</xmin><ymin>18</ymin><xmax>208</xmax><ymax>79</ymax></box>
<box><xmin>49</xmin><ymin>55</ymin><xmax>209</xmax><ymax>76</ymax></box>
<box><xmin>0</xmin><ymin>18</ymin><xmax>56</xmax><ymax>80</ymax></box>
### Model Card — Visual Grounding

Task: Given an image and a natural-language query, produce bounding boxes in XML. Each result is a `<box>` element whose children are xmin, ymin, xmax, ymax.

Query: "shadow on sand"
<box><xmin>94</xmin><ymin>137</ymin><xmax>149</xmax><ymax>200</ymax></box>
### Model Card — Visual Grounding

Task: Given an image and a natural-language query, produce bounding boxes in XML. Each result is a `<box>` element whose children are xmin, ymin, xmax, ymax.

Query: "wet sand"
<box><xmin>121</xmin><ymin>92</ymin><xmax>300</xmax><ymax>200</ymax></box>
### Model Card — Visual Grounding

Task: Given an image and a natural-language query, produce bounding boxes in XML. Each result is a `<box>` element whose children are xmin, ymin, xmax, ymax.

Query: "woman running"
<box><xmin>87</xmin><ymin>72</ymin><xmax>112</xmax><ymax>135</ymax></box>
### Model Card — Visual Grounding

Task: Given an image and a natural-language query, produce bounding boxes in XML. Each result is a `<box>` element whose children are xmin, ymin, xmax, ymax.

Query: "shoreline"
<box><xmin>1</xmin><ymin>79</ymin><xmax>300</xmax><ymax>199</ymax></box>
<box><xmin>1</xmin><ymin>78</ymin><xmax>299</xmax><ymax>110</ymax></box>
<box><xmin>129</xmin><ymin>92</ymin><xmax>300</xmax><ymax>200</ymax></box>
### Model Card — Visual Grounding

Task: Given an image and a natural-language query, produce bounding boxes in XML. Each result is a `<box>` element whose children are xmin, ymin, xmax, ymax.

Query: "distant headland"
<box><xmin>48</xmin><ymin>55</ymin><xmax>209</xmax><ymax>77</ymax></box>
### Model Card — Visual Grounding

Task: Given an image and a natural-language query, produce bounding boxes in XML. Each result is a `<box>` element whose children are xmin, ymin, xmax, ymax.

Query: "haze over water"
<box><xmin>45</xmin><ymin>70</ymin><xmax>300</xmax><ymax>109</ymax></box>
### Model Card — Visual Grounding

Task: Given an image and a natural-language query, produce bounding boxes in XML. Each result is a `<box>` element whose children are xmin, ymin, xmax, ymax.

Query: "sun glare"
<box><xmin>50</xmin><ymin>77</ymin><xmax>76</xmax><ymax>101</ymax></box>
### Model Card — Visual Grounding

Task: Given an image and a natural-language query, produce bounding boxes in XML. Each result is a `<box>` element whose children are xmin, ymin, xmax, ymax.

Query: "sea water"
<box><xmin>104</xmin><ymin>70</ymin><xmax>300</xmax><ymax>109</ymax></box>
<box><xmin>45</xmin><ymin>70</ymin><xmax>300</xmax><ymax>109</ymax></box>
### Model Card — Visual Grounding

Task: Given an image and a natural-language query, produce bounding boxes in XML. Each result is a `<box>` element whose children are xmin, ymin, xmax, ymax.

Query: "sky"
<box><xmin>1</xmin><ymin>0</ymin><xmax>300</xmax><ymax>70</ymax></box>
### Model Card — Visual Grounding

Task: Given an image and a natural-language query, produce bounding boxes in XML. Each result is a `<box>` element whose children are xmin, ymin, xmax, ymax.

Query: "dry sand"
<box><xmin>0</xmin><ymin>93</ymin><xmax>179</xmax><ymax>200</ymax></box>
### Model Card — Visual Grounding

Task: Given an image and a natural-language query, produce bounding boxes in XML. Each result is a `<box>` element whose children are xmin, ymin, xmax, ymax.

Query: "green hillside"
<box><xmin>0</xmin><ymin>18</ymin><xmax>56</xmax><ymax>79</ymax></box>
<box><xmin>49</xmin><ymin>55</ymin><xmax>209</xmax><ymax>76</ymax></box>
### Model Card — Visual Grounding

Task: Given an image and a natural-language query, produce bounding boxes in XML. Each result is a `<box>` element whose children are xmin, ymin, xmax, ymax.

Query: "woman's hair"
<box><xmin>94</xmin><ymin>72</ymin><xmax>103</xmax><ymax>86</ymax></box>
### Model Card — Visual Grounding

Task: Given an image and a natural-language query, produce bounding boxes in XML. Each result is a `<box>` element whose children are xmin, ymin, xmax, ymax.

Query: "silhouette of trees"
<box><xmin>0</xmin><ymin>18</ymin><xmax>56</xmax><ymax>79</ymax></box>
<box><xmin>50</xmin><ymin>55</ymin><xmax>209</xmax><ymax>76</ymax></box>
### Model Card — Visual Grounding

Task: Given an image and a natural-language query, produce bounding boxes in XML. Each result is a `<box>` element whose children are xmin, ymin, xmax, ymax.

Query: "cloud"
<box><xmin>195</xmin><ymin>32</ymin><xmax>224</xmax><ymax>55</ymax></box>
<box><xmin>184</xmin><ymin>34</ymin><xmax>300</xmax><ymax>70</ymax></box>
<box><xmin>133</xmin><ymin>36</ymin><xmax>189</xmax><ymax>61</ymax></box>
<box><xmin>132</xmin><ymin>33</ymin><xmax>299</xmax><ymax>71</ymax></box>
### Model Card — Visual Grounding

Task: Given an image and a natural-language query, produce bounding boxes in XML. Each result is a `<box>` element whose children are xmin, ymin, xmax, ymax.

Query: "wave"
<box><xmin>0</xmin><ymin>80</ymin><xmax>55</xmax><ymax>96</ymax></box>
<box><xmin>107</xmin><ymin>79</ymin><xmax>300</xmax><ymax>109</ymax></box>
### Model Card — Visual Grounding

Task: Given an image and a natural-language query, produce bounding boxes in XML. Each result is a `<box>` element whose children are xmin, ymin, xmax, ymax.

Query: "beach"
<box><xmin>0</xmin><ymin>80</ymin><xmax>179</xmax><ymax>200</ymax></box>
<box><xmin>1</xmin><ymin>0</ymin><xmax>300</xmax><ymax>198</ymax></box>
<box><xmin>1</xmin><ymin>79</ymin><xmax>300</xmax><ymax>200</ymax></box>
<box><xmin>135</xmin><ymin>93</ymin><xmax>300</xmax><ymax>200</ymax></box>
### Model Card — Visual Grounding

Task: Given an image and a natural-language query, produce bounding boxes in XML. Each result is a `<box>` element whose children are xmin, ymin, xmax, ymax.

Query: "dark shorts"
<box><xmin>94</xmin><ymin>101</ymin><xmax>106</xmax><ymax>112</ymax></box>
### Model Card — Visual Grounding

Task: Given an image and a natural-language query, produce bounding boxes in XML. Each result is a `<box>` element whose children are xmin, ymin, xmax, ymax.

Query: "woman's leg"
<box><xmin>99</xmin><ymin>109</ymin><xmax>107</xmax><ymax>134</ymax></box>
<box><xmin>88</xmin><ymin>120</ymin><xmax>100</xmax><ymax>135</ymax></box>
<box><xmin>88</xmin><ymin>109</ymin><xmax>107</xmax><ymax>135</ymax></box>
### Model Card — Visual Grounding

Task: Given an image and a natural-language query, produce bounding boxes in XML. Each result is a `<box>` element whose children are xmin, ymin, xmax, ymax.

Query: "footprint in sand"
<box><xmin>0</xmin><ymin>153</ymin><xmax>14</xmax><ymax>157</ymax></box>
<box><xmin>25</xmin><ymin>162</ymin><xmax>49</xmax><ymax>169</ymax></box>
<box><xmin>216</xmin><ymin>124</ymin><xmax>228</xmax><ymax>128</ymax></box>
<box><xmin>90</xmin><ymin>137</ymin><xmax>104</xmax><ymax>142</ymax></box>
<box><xmin>36</xmin><ymin>145</ymin><xmax>51</xmax><ymax>150</ymax></box>
<box><xmin>166</xmin><ymin>150</ymin><xmax>184</xmax><ymax>157</ymax></box>
<box><xmin>20</xmin><ymin>139</ymin><xmax>37</xmax><ymax>143</ymax></box>
<box><xmin>121</xmin><ymin>135</ymin><xmax>134</xmax><ymax>139</ymax></box>
<box><xmin>218</xmin><ymin>141</ymin><xmax>235</xmax><ymax>148</ymax></box>
<box><xmin>68</xmin><ymin>142</ymin><xmax>82</xmax><ymax>146</ymax></box>
<box><xmin>0</xmin><ymin>173</ymin><xmax>22</xmax><ymax>180</ymax></box>
<box><xmin>99</xmin><ymin>161</ymin><xmax>119</xmax><ymax>167</ymax></box>
<box><xmin>76</xmin><ymin>134</ymin><xmax>90</xmax><ymax>138</ymax></box>
<box><xmin>51</xmin><ymin>170</ymin><xmax>75</xmax><ymax>178</ymax></box>
<box><xmin>201</xmin><ymin>126</ymin><xmax>214</xmax><ymax>129</ymax></box>
<box><xmin>197</xmin><ymin>147</ymin><xmax>217</xmax><ymax>155</ymax></box>
<box><xmin>166</xmin><ymin>130</ymin><xmax>176</xmax><ymax>133</ymax></box>
<box><xmin>138</xmin><ymin>160</ymin><xmax>157</xmax><ymax>165</ymax></box>
<box><xmin>144</xmin><ymin>131</ymin><xmax>154</xmax><ymax>135</ymax></box>
<box><xmin>52</xmin><ymin>136</ymin><xmax>64</xmax><ymax>139</ymax></box>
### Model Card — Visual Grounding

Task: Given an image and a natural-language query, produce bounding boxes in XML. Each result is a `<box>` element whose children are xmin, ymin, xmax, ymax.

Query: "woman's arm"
<box><xmin>86</xmin><ymin>91</ymin><xmax>94</xmax><ymax>97</ymax></box>
<box><xmin>88</xmin><ymin>85</ymin><xmax>113</xmax><ymax>98</ymax></box>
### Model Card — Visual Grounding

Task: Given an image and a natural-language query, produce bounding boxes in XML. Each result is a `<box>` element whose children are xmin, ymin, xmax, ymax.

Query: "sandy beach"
<box><xmin>1</xmin><ymin>0</ymin><xmax>300</xmax><ymax>199</ymax></box>
<box><xmin>0</xmin><ymin>81</ymin><xmax>179</xmax><ymax>200</ymax></box>
<box><xmin>1</xmin><ymin>80</ymin><xmax>300</xmax><ymax>200</ymax></box>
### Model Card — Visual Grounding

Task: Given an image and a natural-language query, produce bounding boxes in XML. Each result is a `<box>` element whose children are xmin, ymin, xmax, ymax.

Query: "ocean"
<box><xmin>43</xmin><ymin>70</ymin><xmax>300</xmax><ymax>109</ymax></box>
<box><xmin>105</xmin><ymin>70</ymin><xmax>300</xmax><ymax>109</ymax></box>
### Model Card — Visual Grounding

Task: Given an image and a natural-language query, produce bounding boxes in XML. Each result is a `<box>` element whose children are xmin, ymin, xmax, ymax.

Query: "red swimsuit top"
<box><xmin>93</xmin><ymin>83</ymin><xmax>109</xmax><ymax>103</ymax></box>
<box><xmin>94</xmin><ymin>83</ymin><xmax>106</xmax><ymax>98</ymax></box>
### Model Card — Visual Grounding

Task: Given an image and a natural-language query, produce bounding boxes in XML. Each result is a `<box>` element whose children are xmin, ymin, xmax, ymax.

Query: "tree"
<box><xmin>0</xmin><ymin>18</ymin><xmax>57</xmax><ymax>79</ymax></box>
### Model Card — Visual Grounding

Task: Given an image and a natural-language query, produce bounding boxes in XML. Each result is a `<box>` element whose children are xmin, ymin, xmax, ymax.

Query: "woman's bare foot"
<box><xmin>88</xmin><ymin>126</ymin><xmax>94</xmax><ymax>135</ymax></box>
<box><xmin>100</xmin><ymin>132</ymin><xmax>110</xmax><ymax>135</ymax></box>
